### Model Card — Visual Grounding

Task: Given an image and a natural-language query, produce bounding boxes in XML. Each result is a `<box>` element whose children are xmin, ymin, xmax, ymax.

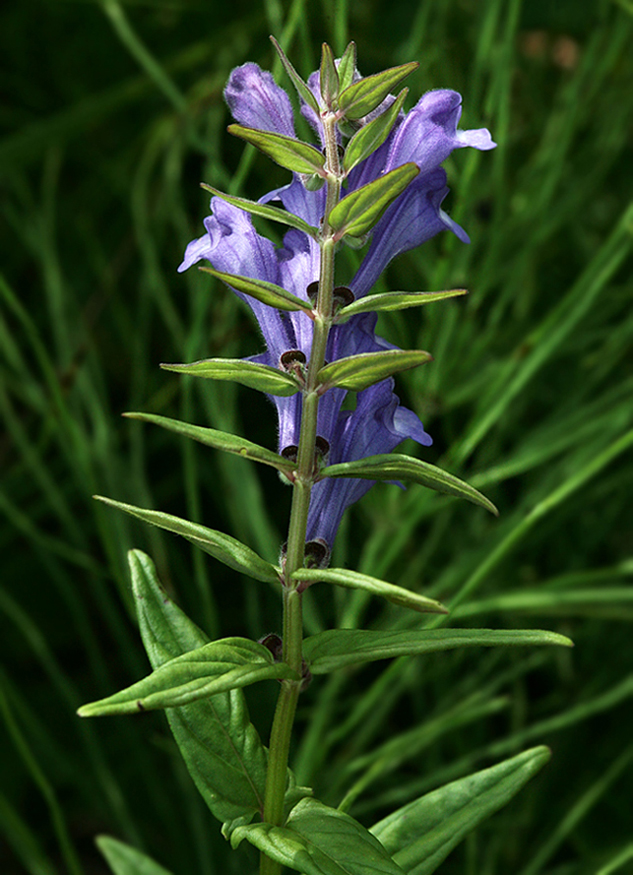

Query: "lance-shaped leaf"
<box><xmin>344</xmin><ymin>88</ymin><xmax>408</xmax><ymax>173</ymax></box>
<box><xmin>94</xmin><ymin>497</ymin><xmax>281</xmax><ymax>584</ymax></box>
<box><xmin>270</xmin><ymin>36</ymin><xmax>320</xmax><ymax>114</ymax></box>
<box><xmin>370</xmin><ymin>747</ymin><xmax>551</xmax><ymax>875</ymax></box>
<box><xmin>228</xmin><ymin>124</ymin><xmax>326</xmax><ymax>176</ymax></box>
<box><xmin>319</xmin><ymin>453</ymin><xmax>499</xmax><ymax>516</ymax></box>
<box><xmin>317</xmin><ymin>349</ymin><xmax>431</xmax><ymax>392</ymax></box>
<box><xmin>329</xmin><ymin>163</ymin><xmax>420</xmax><ymax>240</ymax></box>
<box><xmin>338</xmin><ymin>61</ymin><xmax>418</xmax><ymax>120</ymax></box>
<box><xmin>201</xmin><ymin>184</ymin><xmax>318</xmax><ymax>238</ymax></box>
<box><xmin>78</xmin><ymin>638</ymin><xmax>298</xmax><ymax>716</ymax></box>
<box><xmin>97</xmin><ymin>836</ymin><xmax>174</xmax><ymax>875</ymax></box>
<box><xmin>336</xmin><ymin>289</ymin><xmax>468</xmax><ymax>322</ymax></box>
<box><xmin>320</xmin><ymin>42</ymin><xmax>339</xmax><ymax>106</ymax></box>
<box><xmin>230</xmin><ymin>797</ymin><xmax>406</xmax><ymax>875</ymax></box>
<box><xmin>291</xmin><ymin>567</ymin><xmax>447</xmax><ymax>615</ymax></box>
<box><xmin>303</xmin><ymin>628</ymin><xmax>573</xmax><ymax>674</ymax></box>
<box><xmin>199</xmin><ymin>265</ymin><xmax>315</xmax><ymax>313</ymax></box>
<box><xmin>127</xmin><ymin>551</ymin><xmax>268</xmax><ymax>822</ymax></box>
<box><xmin>123</xmin><ymin>413</ymin><xmax>297</xmax><ymax>475</ymax></box>
<box><xmin>161</xmin><ymin>359</ymin><xmax>300</xmax><ymax>397</ymax></box>
<box><xmin>337</xmin><ymin>41</ymin><xmax>357</xmax><ymax>92</ymax></box>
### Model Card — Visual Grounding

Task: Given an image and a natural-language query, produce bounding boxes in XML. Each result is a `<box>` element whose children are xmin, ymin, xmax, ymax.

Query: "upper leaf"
<box><xmin>291</xmin><ymin>567</ymin><xmax>447</xmax><ymax>615</ymax></box>
<box><xmin>124</xmin><ymin>413</ymin><xmax>297</xmax><ymax>475</ymax></box>
<box><xmin>371</xmin><ymin>747</ymin><xmax>552</xmax><ymax>875</ymax></box>
<box><xmin>161</xmin><ymin>358</ymin><xmax>301</xmax><ymax>397</ymax></box>
<box><xmin>317</xmin><ymin>349</ymin><xmax>431</xmax><ymax>392</ymax></box>
<box><xmin>201</xmin><ymin>184</ymin><xmax>318</xmax><ymax>238</ymax></box>
<box><xmin>95</xmin><ymin>497</ymin><xmax>281</xmax><ymax>584</ymax></box>
<box><xmin>319</xmin><ymin>453</ymin><xmax>499</xmax><ymax>516</ymax></box>
<box><xmin>328</xmin><ymin>163</ymin><xmax>420</xmax><ymax>240</ymax></box>
<box><xmin>228</xmin><ymin>124</ymin><xmax>326</xmax><ymax>176</ymax></box>
<box><xmin>230</xmin><ymin>797</ymin><xmax>406</xmax><ymax>875</ymax></box>
<box><xmin>343</xmin><ymin>88</ymin><xmax>408</xmax><ymax>174</ymax></box>
<box><xmin>320</xmin><ymin>42</ymin><xmax>339</xmax><ymax>107</ymax></box>
<box><xmin>127</xmin><ymin>551</ymin><xmax>268</xmax><ymax>822</ymax></box>
<box><xmin>96</xmin><ymin>836</ymin><xmax>174</xmax><ymax>875</ymax></box>
<box><xmin>270</xmin><ymin>36</ymin><xmax>321</xmax><ymax>114</ymax></box>
<box><xmin>337</xmin><ymin>41</ymin><xmax>357</xmax><ymax>93</ymax></box>
<box><xmin>199</xmin><ymin>265</ymin><xmax>316</xmax><ymax>313</ymax></box>
<box><xmin>78</xmin><ymin>637</ymin><xmax>298</xmax><ymax>716</ymax></box>
<box><xmin>336</xmin><ymin>289</ymin><xmax>468</xmax><ymax>322</ymax></box>
<box><xmin>303</xmin><ymin>628</ymin><xmax>573</xmax><ymax>674</ymax></box>
<box><xmin>338</xmin><ymin>62</ymin><xmax>418</xmax><ymax>120</ymax></box>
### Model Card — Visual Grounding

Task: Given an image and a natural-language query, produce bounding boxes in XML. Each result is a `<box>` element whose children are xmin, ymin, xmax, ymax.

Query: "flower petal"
<box><xmin>224</xmin><ymin>63</ymin><xmax>296</xmax><ymax>138</ymax></box>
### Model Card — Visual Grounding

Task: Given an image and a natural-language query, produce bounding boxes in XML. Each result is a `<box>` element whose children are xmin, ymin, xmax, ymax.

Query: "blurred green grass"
<box><xmin>1</xmin><ymin>0</ymin><xmax>632</xmax><ymax>873</ymax></box>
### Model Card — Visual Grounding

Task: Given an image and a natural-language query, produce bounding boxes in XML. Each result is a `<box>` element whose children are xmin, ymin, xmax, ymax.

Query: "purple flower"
<box><xmin>179</xmin><ymin>57</ymin><xmax>494</xmax><ymax>549</ymax></box>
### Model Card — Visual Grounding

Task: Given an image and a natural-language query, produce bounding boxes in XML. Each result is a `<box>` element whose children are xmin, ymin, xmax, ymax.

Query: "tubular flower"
<box><xmin>179</xmin><ymin>56</ymin><xmax>494</xmax><ymax>550</ymax></box>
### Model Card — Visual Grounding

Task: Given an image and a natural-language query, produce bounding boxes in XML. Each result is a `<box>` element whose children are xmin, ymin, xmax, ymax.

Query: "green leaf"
<box><xmin>343</xmin><ymin>88</ymin><xmax>408</xmax><ymax>173</ymax></box>
<box><xmin>317</xmin><ymin>349</ymin><xmax>431</xmax><ymax>392</ymax></box>
<box><xmin>270</xmin><ymin>36</ymin><xmax>320</xmax><ymax>114</ymax></box>
<box><xmin>199</xmin><ymin>264</ymin><xmax>315</xmax><ymax>313</ymax></box>
<box><xmin>319</xmin><ymin>453</ymin><xmax>499</xmax><ymax>516</ymax></box>
<box><xmin>128</xmin><ymin>550</ymin><xmax>268</xmax><ymax>821</ymax></box>
<box><xmin>78</xmin><ymin>637</ymin><xmax>298</xmax><ymax>716</ymax></box>
<box><xmin>96</xmin><ymin>836</ymin><xmax>174</xmax><ymax>875</ymax></box>
<box><xmin>228</xmin><ymin>124</ymin><xmax>326</xmax><ymax>176</ymax></box>
<box><xmin>336</xmin><ymin>289</ymin><xmax>468</xmax><ymax>322</ymax></box>
<box><xmin>200</xmin><ymin>184</ymin><xmax>318</xmax><ymax>238</ymax></box>
<box><xmin>292</xmin><ymin>568</ymin><xmax>447</xmax><ymax>615</ymax></box>
<box><xmin>337</xmin><ymin>41</ymin><xmax>357</xmax><ymax>92</ymax></box>
<box><xmin>123</xmin><ymin>413</ymin><xmax>297</xmax><ymax>475</ymax></box>
<box><xmin>370</xmin><ymin>747</ymin><xmax>551</xmax><ymax>875</ymax></box>
<box><xmin>303</xmin><ymin>628</ymin><xmax>573</xmax><ymax>674</ymax></box>
<box><xmin>161</xmin><ymin>358</ymin><xmax>300</xmax><ymax>397</ymax></box>
<box><xmin>338</xmin><ymin>62</ymin><xmax>418</xmax><ymax>120</ymax></box>
<box><xmin>230</xmin><ymin>797</ymin><xmax>406</xmax><ymax>875</ymax></box>
<box><xmin>320</xmin><ymin>43</ymin><xmax>339</xmax><ymax>106</ymax></box>
<box><xmin>94</xmin><ymin>497</ymin><xmax>281</xmax><ymax>584</ymax></box>
<box><xmin>328</xmin><ymin>164</ymin><xmax>420</xmax><ymax>240</ymax></box>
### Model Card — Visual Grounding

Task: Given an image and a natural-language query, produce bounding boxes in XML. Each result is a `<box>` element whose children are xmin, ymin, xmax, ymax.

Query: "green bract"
<box><xmin>319</xmin><ymin>453</ymin><xmax>499</xmax><ymax>515</ymax></box>
<box><xmin>317</xmin><ymin>349</ymin><xmax>432</xmax><ymax>392</ymax></box>
<box><xmin>338</xmin><ymin>61</ymin><xmax>419</xmax><ymax>120</ymax></box>
<box><xmin>161</xmin><ymin>358</ymin><xmax>301</xmax><ymax>396</ymax></box>
<box><xmin>95</xmin><ymin>498</ymin><xmax>281</xmax><ymax>583</ymax></box>
<box><xmin>228</xmin><ymin>124</ymin><xmax>326</xmax><ymax>176</ymax></box>
<box><xmin>329</xmin><ymin>163</ymin><xmax>420</xmax><ymax>239</ymax></box>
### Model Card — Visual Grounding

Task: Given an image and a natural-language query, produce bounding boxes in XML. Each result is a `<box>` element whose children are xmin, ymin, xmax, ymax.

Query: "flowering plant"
<box><xmin>80</xmin><ymin>40</ymin><xmax>572</xmax><ymax>875</ymax></box>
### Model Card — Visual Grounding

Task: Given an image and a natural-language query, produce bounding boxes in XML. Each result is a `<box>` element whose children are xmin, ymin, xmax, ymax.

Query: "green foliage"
<box><xmin>130</xmin><ymin>549</ymin><xmax>268</xmax><ymax>823</ymax></box>
<box><xmin>317</xmin><ymin>349</ymin><xmax>432</xmax><ymax>392</ymax></box>
<box><xmin>161</xmin><ymin>357</ymin><xmax>302</xmax><ymax>395</ymax></box>
<box><xmin>292</xmin><ymin>568</ymin><xmax>447</xmax><ymax>615</ymax></box>
<box><xmin>336</xmin><ymin>289</ymin><xmax>467</xmax><ymax>321</ymax></box>
<box><xmin>370</xmin><ymin>747</ymin><xmax>551</xmax><ymax>875</ymax></box>
<box><xmin>338</xmin><ymin>62</ymin><xmax>419</xmax><ymax>120</ymax></box>
<box><xmin>303</xmin><ymin>629</ymin><xmax>572</xmax><ymax>674</ymax></box>
<box><xmin>2</xmin><ymin>1</ymin><xmax>633</xmax><ymax>874</ymax></box>
<box><xmin>96</xmin><ymin>497</ymin><xmax>281</xmax><ymax>583</ymax></box>
<box><xmin>228</xmin><ymin>124</ymin><xmax>327</xmax><ymax>176</ymax></box>
<box><xmin>199</xmin><ymin>265</ymin><xmax>316</xmax><ymax>312</ymax></box>
<box><xmin>320</xmin><ymin>454</ymin><xmax>498</xmax><ymax>514</ymax></box>
<box><xmin>328</xmin><ymin>163</ymin><xmax>420</xmax><ymax>239</ymax></box>
<box><xmin>97</xmin><ymin>836</ymin><xmax>175</xmax><ymax>875</ymax></box>
<box><xmin>78</xmin><ymin>637</ymin><xmax>298</xmax><ymax>716</ymax></box>
<box><xmin>230</xmin><ymin>797</ymin><xmax>407</xmax><ymax>875</ymax></box>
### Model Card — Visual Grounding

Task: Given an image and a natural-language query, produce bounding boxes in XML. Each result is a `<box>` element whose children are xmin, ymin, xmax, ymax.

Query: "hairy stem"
<box><xmin>259</xmin><ymin>111</ymin><xmax>342</xmax><ymax>875</ymax></box>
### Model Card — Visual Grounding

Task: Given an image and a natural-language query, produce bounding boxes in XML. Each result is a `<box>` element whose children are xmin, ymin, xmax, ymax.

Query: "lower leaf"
<box><xmin>96</xmin><ymin>836</ymin><xmax>174</xmax><ymax>875</ymax></box>
<box><xmin>230</xmin><ymin>797</ymin><xmax>406</xmax><ymax>875</ymax></box>
<box><xmin>370</xmin><ymin>747</ymin><xmax>551</xmax><ymax>875</ymax></box>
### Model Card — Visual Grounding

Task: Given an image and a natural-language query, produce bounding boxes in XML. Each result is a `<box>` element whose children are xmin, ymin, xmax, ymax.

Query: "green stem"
<box><xmin>259</xmin><ymin>109</ymin><xmax>342</xmax><ymax>875</ymax></box>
